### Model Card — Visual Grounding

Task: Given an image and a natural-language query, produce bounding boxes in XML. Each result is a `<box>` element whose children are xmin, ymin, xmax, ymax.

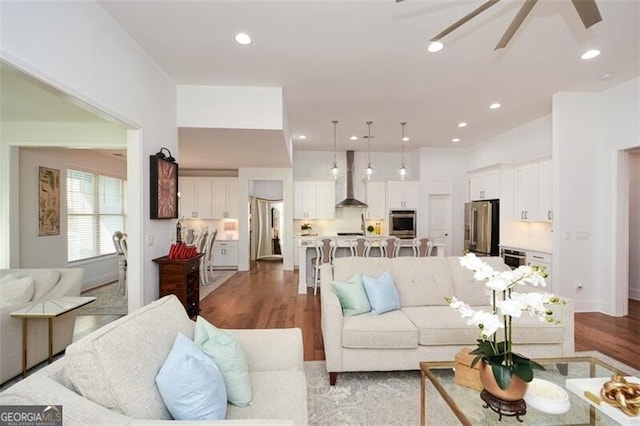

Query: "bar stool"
<box><xmin>381</xmin><ymin>236</ymin><xmax>401</xmax><ymax>258</ymax></box>
<box><xmin>349</xmin><ymin>237</ymin><xmax>372</xmax><ymax>257</ymax></box>
<box><xmin>311</xmin><ymin>237</ymin><xmax>336</xmax><ymax>295</ymax></box>
<box><xmin>412</xmin><ymin>237</ymin><xmax>433</xmax><ymax>257</ymax></box>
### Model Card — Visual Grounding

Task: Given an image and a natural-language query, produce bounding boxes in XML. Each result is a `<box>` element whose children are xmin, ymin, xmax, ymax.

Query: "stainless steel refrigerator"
<box><xmin>464</xmin><ymin>200</ymin><xmax>500</xmax><ymax>256</ymax></box>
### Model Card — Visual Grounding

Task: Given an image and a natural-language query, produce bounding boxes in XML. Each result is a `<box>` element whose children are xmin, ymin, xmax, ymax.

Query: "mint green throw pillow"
<box><xmin>330</xmin><ymin>273</ymin><xmax>371</xmax><ymax>316</ymax></box>
<box><xmin>194</xmin><ymin>317</ymin><xmax>252</xmax><ymax>407</ymax></box>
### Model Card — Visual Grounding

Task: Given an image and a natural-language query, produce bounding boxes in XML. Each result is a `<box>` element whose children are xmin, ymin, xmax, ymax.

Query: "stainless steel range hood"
<box><xmin>336</xmin><ymin>150</ymin><xmax>368</xmax><ymax>208</ymax></box>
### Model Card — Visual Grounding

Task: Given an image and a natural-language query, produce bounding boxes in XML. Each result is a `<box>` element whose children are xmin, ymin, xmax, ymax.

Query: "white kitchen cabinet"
<box><xmin>527</xmin><ymin>250</ymin><xmax>552</xmax><ymax>288</ymax></box>
<box><xmin>469</xmin><ymin>168</ymin><xmax>499</xmax><ymax>201</ymax></box>
<box><xmin>212</xmin><ymin>178</ymin><xmax>239</xmax><ymax>219</ymax></box>
<box><xmin>212</xmin><ymin>240</ymin><xmax>238</xmax><ymax>269</ymax></box>
<box><xmin>514</xmin><ymin>163</ymin><xmax>539</xmax><ymax>221</ymax></box>
<box><xmin>514</xmin><ymin>159</ymin><xmax>553</xmax><ymax>222</ymax></box>
<box><xmin>366</xmin><ymin>181</ymin><xmax>387</xmax><ymax>219</ymax></box>
<box><xmin>537</xmin><ymin>160</ymin><xmax>553</xmax><ymax>222</ymax></box>
<box><xmin>178</xmin><ymin>177</ymin><xmax>213</xmax><ymax>219</ymax></box>
<box><xmin>387</xmin><ymin>180</ymin><xmax>418</xmax><ymax>209</ymax></box>
<box><xmin>293</xmin><ymin>180</ymin><xmax>335</xmax><ymax>219</ymax></box>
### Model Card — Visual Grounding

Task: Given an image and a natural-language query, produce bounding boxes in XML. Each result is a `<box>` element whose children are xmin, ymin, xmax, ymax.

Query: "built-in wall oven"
<box><xmin>500</xmin><ymin>248</ymin><xmax>526</xmax><ymax>270</ymax></box>
<box><xmin>389</xmin><ymin>210</ymin><xmax>416</xmax><ymax>239</ymax></box>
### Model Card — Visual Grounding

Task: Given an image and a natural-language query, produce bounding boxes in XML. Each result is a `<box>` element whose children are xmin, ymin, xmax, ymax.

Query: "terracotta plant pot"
<box><xmin>479</xmin><ymin>360</ymin><xmax>528</xmax><ymax>401</ymax></box>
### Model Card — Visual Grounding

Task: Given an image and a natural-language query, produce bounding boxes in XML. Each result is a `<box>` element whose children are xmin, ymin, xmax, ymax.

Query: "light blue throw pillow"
<box><xmin>156</xmin><ymin>333</ymin><xmax>227</xmax><ymax>420</ymax></box>
<box><xmin>330</xmin><ymin>273</ymin><xmax>371</xmax><ymax>316</ymax></box>
<box><xmin>362</xmin><ymin>270</ymin><xmax>401</xmax><ymax>315</ymax></box>
<box><xmin>194</xmin><ymin>316</ymin><xmax>252</xmax><ymax>407</ymax></box>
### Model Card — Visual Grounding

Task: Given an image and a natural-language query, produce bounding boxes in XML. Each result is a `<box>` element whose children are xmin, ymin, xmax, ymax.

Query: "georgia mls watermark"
<box><xmin>0</xmin><ymin>405</ymin><xmax>62</xmax><ymax>426</ymax></box>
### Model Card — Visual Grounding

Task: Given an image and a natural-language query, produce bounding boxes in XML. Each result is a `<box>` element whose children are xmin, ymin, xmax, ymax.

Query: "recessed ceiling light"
<box><xmin>427</xmin><ymin>41</ymin><xmax>444</xmax><ymax>53</ymax></box>
<box><xmin>402</xmin><ymin>137</ymin><xmax>410</xmax><ymax>142</ymax></box>
<box><xmin>489</xmin><ymin>103</ymin><xmax>501</xmax><ymax>110</ymax></box>
<box><xmin>458</xmin><ymin>122</ymin><xmax>468</xmax><ymax>128</ymax></box>
<box><xmin>350</xmin><ymin>136</ymin><xmax>358</xmax><ymax>141</ymax></box>
<box><xmin>451</xmin><ymin>138</ymin><xmax>460</xmax><ymax>143</ymax></box>
<box><xmin>235</xmin><ymin>33</ymin><xmax>252</xmax><ymax>45</ymax></box>
<box><xmin>581</xmin><ymin>49</ymin><xmax>600</xmax><ymax>60</ymax></box>
<box><xmin>599</xmin><ymin>72</ymin><xmax>614</xmax><ymax>81</ymax></box>
<box><xmin>298</xmin><ymin>135</ymin><xmax>307</xmax><ymax>140</ymax></box>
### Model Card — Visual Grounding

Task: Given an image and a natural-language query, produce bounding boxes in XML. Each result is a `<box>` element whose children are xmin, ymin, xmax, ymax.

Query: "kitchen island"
<box><xmin>296</xmin><ymin>237</ymin><xmax>446</xmax><ymax>293</ymax></box>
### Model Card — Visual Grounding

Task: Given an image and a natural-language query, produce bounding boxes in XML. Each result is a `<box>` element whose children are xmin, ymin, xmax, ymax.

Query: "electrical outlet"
<box><xmin>146</xmin><ymin>235</ymin><xmax>154</xmax><ymax>246</ymax></box>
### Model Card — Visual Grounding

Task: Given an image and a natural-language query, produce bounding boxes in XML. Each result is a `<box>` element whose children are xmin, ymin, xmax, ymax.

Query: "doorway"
<box><xmin>255</xmin><ymin>198</ymin><xmax>284</xmax><ymax>260</ymax></box>
<box><xmin>248</xmin><ymin>180</ymin><xmax>284</xmax><ymax>265</ymax></box>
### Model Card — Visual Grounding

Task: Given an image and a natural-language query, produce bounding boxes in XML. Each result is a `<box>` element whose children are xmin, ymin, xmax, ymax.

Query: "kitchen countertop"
<box><xmin>500</xmin><ymin>244</ymin><xmax>552</xmax><ymax>255</ymax></box>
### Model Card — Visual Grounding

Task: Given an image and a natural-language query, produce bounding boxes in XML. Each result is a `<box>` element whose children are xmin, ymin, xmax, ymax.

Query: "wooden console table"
<box><xmin>153</xmin><ymin>254</ymin><xmax>203</xmax><ymax>319</ymax></box>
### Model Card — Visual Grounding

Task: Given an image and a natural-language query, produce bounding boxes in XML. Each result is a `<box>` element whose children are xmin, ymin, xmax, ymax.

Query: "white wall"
<box><xmin>630</xmin><ymin>153</ymin><xmax>640</xmax><ymax>300</ymax></box>
<box><xmin>249</xmin><ymin>180</ymin><xmax>283</xmax><ymax>200</ymax></box>
<box><xmin>553</xmin><ymin>77</ymin><xmax>640</xmax><ymax>315</ymax></box>
<box><xmin>19</xmin><ymin>148</ymin><xmax>126</xmax><ymax>290</ymax></box>
<box><xmin>419</xmin><ymin>147</ymin><xmax>468</xmax><ymax>256</ymax></box>
<box><xmin>468</xmin><ymin>116</ymin><xmax>552</xmax><ymax>170</ymax></box>
<box><xmin>1</xmin><ymin>1</ymin><xmax>178</xmax><ymax>310</ymax></box>
<box><xmin>177</xmin><ymin>85</ymin><xmax>283</xmax><ymax>130</ymax></box>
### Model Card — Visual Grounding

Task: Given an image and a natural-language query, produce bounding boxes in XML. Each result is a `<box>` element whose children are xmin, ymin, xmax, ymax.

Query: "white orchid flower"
<box><xmin>459</xmin><ymin>253</ymin><xmax>484</xmax><ymax>270</ymax></box>
<box><xmin>468</xmin><ymin>311</ymin><xmax>503</xmax><ymax>339</ymax></box>
<box><xmin>497</xmin><ymin>297</ymin><xmax>525</xmax><ymax>318</ymax></box>
<box><xmin>448</xmin><ymin>297</ymin><xmax>475</xmax><ymax>318</ymax></box>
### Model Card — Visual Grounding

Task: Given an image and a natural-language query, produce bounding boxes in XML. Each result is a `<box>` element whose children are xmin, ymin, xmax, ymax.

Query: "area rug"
<box><xmin>199</xmin><ymin>270</ymin><xmax>236</xmax><ymax>301</ymax></box>
<box><xmin>305</xmin><ymin>351</ymin><xmax>640</xmax><ymax>426</ymax></box>
<box><xmin>78</xmin><ymin>282</ymin><xmax>127</xmax><ymax>315</ymax></box>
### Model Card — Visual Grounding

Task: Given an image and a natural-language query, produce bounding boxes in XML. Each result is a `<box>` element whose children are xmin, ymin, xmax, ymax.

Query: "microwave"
<box><xmin>389</xmin><ymin>210</ymin><xmax>416</xmax><ymax>239</ymax></box>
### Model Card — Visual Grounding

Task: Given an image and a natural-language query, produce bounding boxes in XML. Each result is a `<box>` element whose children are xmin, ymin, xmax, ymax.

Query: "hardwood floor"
<box><xmin>199</xmin><ymin>260</ymin><xmax>324</xmax><ymax>362</ymax></box>
<box><xmin>575</xmin><ymin>299</ymin><xmax>640</xmax><ymax>370</ymax></box>
<box><xmin>77</xmin><ymin>260</ymin><xmax>640</xmax><ymax>370</ymax></box>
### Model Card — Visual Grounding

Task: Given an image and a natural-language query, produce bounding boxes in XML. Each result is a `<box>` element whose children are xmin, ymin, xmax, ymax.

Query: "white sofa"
<box><xmin>0</xmin><ymin>295</ymin><xmax>308</xmax><ymax>425</ymax></box>
<box><xmin>320</xmin><ymin>256</ymin><xmax>574</xmax><ymax>385</ymax></box>
<box><xmin>0</xmin><ymin>268</ymin><xmax>84</xmax><ymax>384</ymax></box>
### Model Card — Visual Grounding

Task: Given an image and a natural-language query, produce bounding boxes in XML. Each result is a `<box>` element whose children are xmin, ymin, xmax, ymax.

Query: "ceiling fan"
<box><xmin>397</xmin><ymin>0</ymin><xmax>602</xmax><ymax>50</ymax></box>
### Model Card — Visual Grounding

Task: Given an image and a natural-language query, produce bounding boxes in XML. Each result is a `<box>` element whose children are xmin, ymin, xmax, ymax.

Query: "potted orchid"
<box><xmin>446</xmin><ymin>253</ymin><xmax>564</xmax><ymax>395</ymax></box>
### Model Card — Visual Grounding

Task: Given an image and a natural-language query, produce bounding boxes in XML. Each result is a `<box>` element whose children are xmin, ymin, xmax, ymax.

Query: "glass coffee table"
<box><xmin>420</xmin><ymin>357</ymin><xmax>631</xmax><ymax>425</ymax></box>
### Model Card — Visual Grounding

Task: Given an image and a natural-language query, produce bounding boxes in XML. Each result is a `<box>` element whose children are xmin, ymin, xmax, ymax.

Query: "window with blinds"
<box><xmin>67</xmin><ymin>169</ymin><xmax>127</xmax><ymax>262</ymax></box>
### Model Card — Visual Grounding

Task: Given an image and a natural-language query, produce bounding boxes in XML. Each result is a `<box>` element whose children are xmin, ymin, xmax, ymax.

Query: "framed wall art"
<box><xmin>150</xmin><ymin>151</ymin><xmax>179</xmax><ymax>219</ymax></box>
<box><xmin>38</xmin><ymin>166</ymin><xmax>61</xmax><ymax>236</ymax></box>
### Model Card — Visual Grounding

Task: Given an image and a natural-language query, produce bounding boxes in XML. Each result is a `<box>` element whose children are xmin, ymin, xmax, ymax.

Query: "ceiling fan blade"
<box><xmin>571</xmin><ymin>0</ymin><xmax>602</xmax><ymax>29</ymax></box>
<box><xmin>495</xmin><ymin>0</ymin><xmax>538</xmax><ymax>50</ymax></box>
<box><xmin>430</xmin><ymin>0</ymin><xmax>501</xmax><ymax>42</ymax></box>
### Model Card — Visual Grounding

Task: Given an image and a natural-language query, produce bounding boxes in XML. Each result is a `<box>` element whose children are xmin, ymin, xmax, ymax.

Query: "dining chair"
<box><xmin>412</xmin><ymin>237</ymin><xmax>433</xmax><ymax>257</ymax></box>
<box><xmin>112</xmin><ymin>231</ymin><xmax>128</xmax><ymax>295</ymax></box>
<box><xmin>201</xmin><ymin>230</ymin><xmax>218</xmax><ymax>285</ymax></box>
<box><xmin>311</xmin><ymin>237</ymin><xmax>336</xmax><ymax>295</ymax></box>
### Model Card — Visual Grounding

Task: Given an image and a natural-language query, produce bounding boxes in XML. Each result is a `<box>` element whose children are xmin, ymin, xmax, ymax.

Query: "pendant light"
<box><xmin>330</xmin><ymin>120</ymin><xmax>339</xmax><ymax>180</ymax></box>
<box><xmin>397</xmin><ymin>122</ymin><xmax>409</xmax><ymax>180</ymax></box>
<box><xmin>364</xmin><ymin>121</ymin><xmax>375</xmax><ymax>180</ymax></box>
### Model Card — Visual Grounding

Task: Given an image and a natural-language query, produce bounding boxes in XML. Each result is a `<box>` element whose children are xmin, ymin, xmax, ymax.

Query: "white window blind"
<box><xmin>67</xmin><ymin>169</ymin><xmax>126</xmax><ymax>262</ymax></box>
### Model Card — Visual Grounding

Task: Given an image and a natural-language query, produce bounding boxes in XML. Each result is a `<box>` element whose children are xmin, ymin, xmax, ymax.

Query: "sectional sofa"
<box><xmin>0</xmin><ymin>268</ymin><xmax>84</xmax><ymax>384</ymax></box>
<box><xmin>0</xmin><ymin>295</ymin><xmax>308</xmax><ymax>425</ymax></box>
<box><xmin>320</xmin><ymin>256</ymin><xmax>574</xmax><ymax>385</ymax></box>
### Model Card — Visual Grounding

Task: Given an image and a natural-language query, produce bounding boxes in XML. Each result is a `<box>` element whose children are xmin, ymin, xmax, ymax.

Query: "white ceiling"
<box><xmin>98</xmin><ymin>0</ymin><xmax>640</xmax><ymax>168</ymax></box>
<box><xmin>2</xmin><ymin>1</ymin><xmax>639</xmax><ymax>170</ymax></box>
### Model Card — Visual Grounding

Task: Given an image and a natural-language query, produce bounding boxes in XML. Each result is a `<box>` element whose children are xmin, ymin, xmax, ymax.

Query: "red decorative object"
<box><xmin>168</xmin><ymin>243</ymin><xmax>197</xmax><ymax>260</ymax></box>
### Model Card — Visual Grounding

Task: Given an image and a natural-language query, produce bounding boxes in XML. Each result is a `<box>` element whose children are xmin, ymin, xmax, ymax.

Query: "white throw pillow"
<box><xmin>0</xmin><ymin>276</ymin><xmax>35</xmax><ymax>307</ymax></box>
